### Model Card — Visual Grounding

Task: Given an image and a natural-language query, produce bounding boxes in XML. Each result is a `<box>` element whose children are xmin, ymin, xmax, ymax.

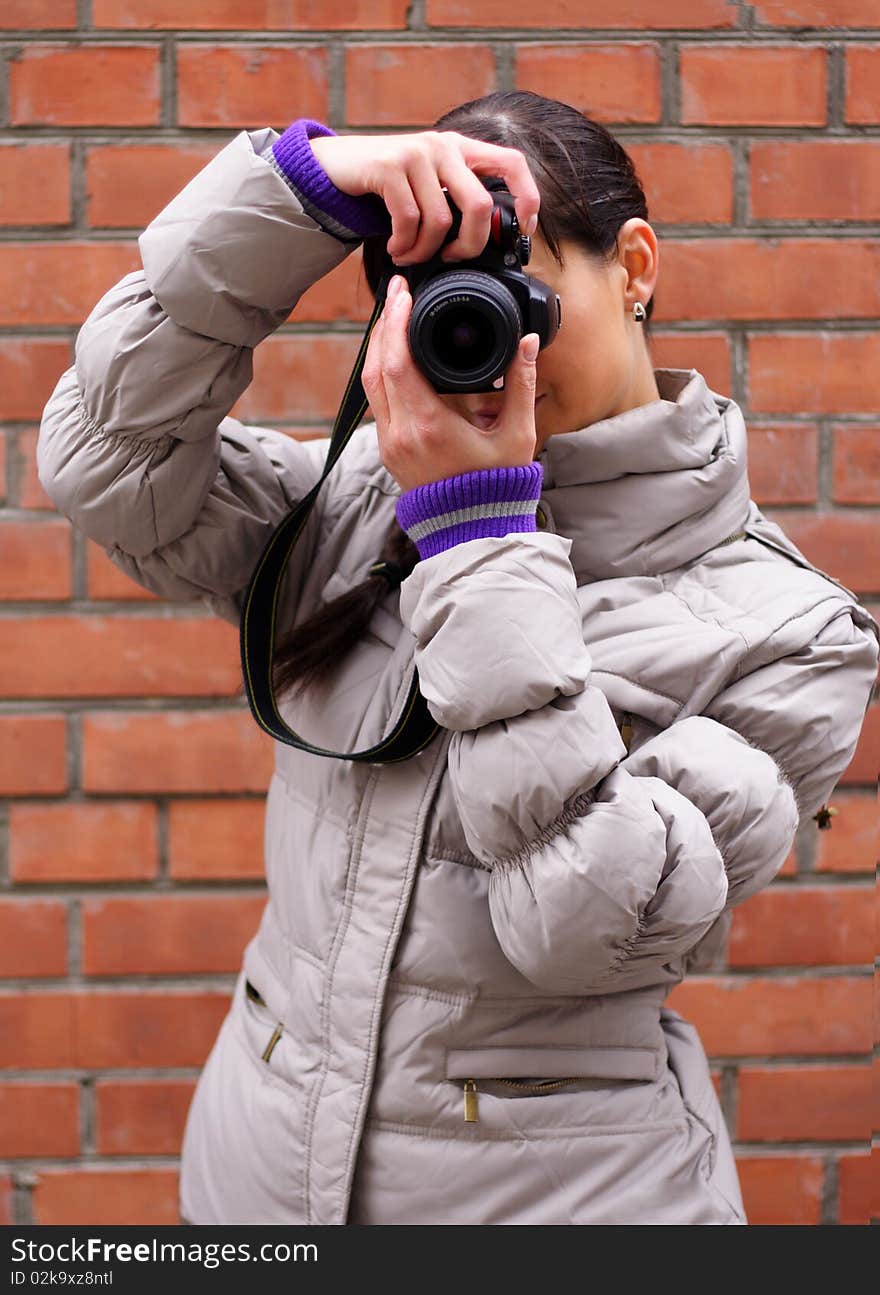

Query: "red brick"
<box><xmin>0</xmin><ymin>243</ymin><xmax>139</xmax><ymax>327</ymax></box>
<box><xmin>0</xmin><ymin>341</ymin><xmax>71</xmax><ymax>422</ymax></box>
<box><xmin>735</xmin><ymin>1155</ymin><xmax>823</xmax><ymax>1225</ymax></box>
<box><xmin>838</xmin><ymin>1152</ymin><xmax>877</xmax><ymax>1225</ymax></box>
<box><xmin>32</xmin><ymin>1168</ymin><xmax>179</xmax><ymax>1226</ymax></box>
<box><xmin>0</xmin><ymin>900</ymin><xmax>67</xmax><ymax>979</ymax></box>
<box><xmin>813</xmin><ymin>791</ymin><xmax>875</xmax><ymax>874</ymax></box>
<box><xmin>746</xmin><ymin>424</ymin><xmax>819</xmax><ymax>506</ymax></box>
<box><xmin>647</xmin><ymin>334</ymin><xmax>731</xmax><ymax>395</ymax></box>
<box><xmin>0</xmin><ymin>715</ymin><xmax>67</xmax><ymax>797</ymax></box>
<box><xmin>72</xmin><ymin>991</ymin><xmax>231</xmax><ymax>1068</ymax></box>
<box><xmin>1</xmin><ymin>1</ymin><xmax>77</xmax><ymax>25</ymax></box>
<box><xmin>627</xmin><ymin>143</ymin><xmax>734</xmax><ymax>226</ymax></box>
<box><xmin>753</xmin><ymin>0</ymin><xmax>880</xmax><ymax>25</ymax></box>
<box><xmin>82</xmin><ymin>895</ymin><xmax>266</xmax><ymax>976</ymax></box>
<box><xmin>294</xmin><ymin>249</ymin><xmax>372</xmax><ymax>324</ymax></box>
<box><xmin>82</xmin><ymin>710</ymin><xmax>274</xmax><ymax>794</ymax></box>
<box><xmin>177</xmin><ymin>45</ymin><xmax>327</xmax><ymax>129</ymax></box>
<box><xmin>86</xmin><ymin>144</ymin><xmax>217</xmax><ymax>229</ymax></box>
<box><xmin>0</xmin><ymin>994</ymin><xmax>75</xmax><ymax>1069</ymax></box>
<box><xmin>832</xmin><ymin>425</ymin><xmax>880</xmax><ymax>505</ymax></box>
<box><xmin>845</xmin><ymin>46</ymin><xmax>880</xmax><ymax>125</ymax></box>
<box><xmin>778</xmin><ymin>844</ymin><xmax>797</xmax><ymax>878</ymax></box>
<box><xmin>10</xmin><ymin>802</ymin><xmax>159</xmax><ymax>884</ymax></box>
<box><xmin>765</xmin><ymin>512</ymin><xmax>878</xmax><ymax>597</ymax></box>
<box><xmin>9</xmin><ymin>46</ymin><xmax>160</xmax><ymax>128</ymax></box>
<box><xmin>729</xmin><ymin>887</ymin><xmax>871</xmax><ymax>968</ymax></box>
<box><xmin>95</xmin><ymin>1079</ymin><xmax>195</xmax><ymax>1156</ymax></box>
<box><xmin>346</xmin><ymin>44</ymin><xmax>495</xmax><ymax>127</ymax></box>
<box><xmin>426</xmin><ymin>0</ymin><xmax>736</xmax><ymax>27</ymax></box>
<box><xmin>666</xmin><ymin>976</ymin><xmax>871</xmax><ymax>1056</ymax></box>
<box><xmin>0</xmin><ymin>145</ymin><xmax>70</xmax><ymax>226</ymax></box>
<box><xmin>0</xmin><ymin>521</ymin><xmax>71</xmax><ymax>600</ymax></box>
<box><xmin>17</xmin><ymin>428</ymin><xmax>52</xmax><ymax>509</ymax></box>
<box><xmin>656</xmin><ymin>239</ymin><xmax>877</xmax><ymax>322</ymax></box>
<box><xmin>837</xmin><ymin>702</ymin><xmax>877</xmax><ymax>784</ymax></box>
<box><xmin>94</xmin><ymin>0</ymin><xmax>409</xmax><ymax>26</ymax></box>
<box><xmin>738</xmin><ymin>1065</ymin><xmax>871</xmax><ymax>1141</ymax></box>
<box><xmin>232</xmin><ymin>334</ymin><xmax>362</xmax><ymax>422</ymax></box>
<box><xmin>748</xmin><ymin>333</ymin><xmax>880</xmax><ymax>415</ymax></box>
<box><xmin>750</xmin><ymin>142</ymin><xmax>880</xmax><ymax>222</ymax></box>
<box><xmin>168</xmin><ymin>799</ymin><xmax>267</xmax><ymax>879</ymax></box>
<box><xmin>0</xmin><ymin>435</ymin><xmax>5</xmax><ymax>503</ymax></box>
<box><xmin>0</xmin><ymin>1084</ymin><xmax>79</xmax><ymax>1158</ymax></box>
<box><xmin>515</xmin><ymin>44</ymin><xmax>661</xmax><ymax>124</ymax></box>
<box><xmin>0</xmin><ymin>615</ymin><xmax>241</xmax><ymax>699</ymax></box>
<box><xmin>86</xmin><ymin>545</ymin><xmax>162</xmax><ymax>602</ymax></box>
<box><xmin>681</xmin><ymin>45</ymin><xmax>826</xmax><ymax>126</ymax></box>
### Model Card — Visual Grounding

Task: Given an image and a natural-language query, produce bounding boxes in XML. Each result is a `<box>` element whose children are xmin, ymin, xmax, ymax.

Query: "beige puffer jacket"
<box><xmin>37</xmin><ymin>129</ymin><xmax>879</xmax><ymax>1226</ymax></box>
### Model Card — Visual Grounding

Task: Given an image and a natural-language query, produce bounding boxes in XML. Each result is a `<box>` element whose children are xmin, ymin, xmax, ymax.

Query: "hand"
<box><xmin>309</xmin><ymin>129</ymin><xmax>540</xmax><ymax>265</ymax></box>
<box><xmin>363</xmin><ymin>274</ymin><xmax>539</xmax><ymax>493</ymax></box>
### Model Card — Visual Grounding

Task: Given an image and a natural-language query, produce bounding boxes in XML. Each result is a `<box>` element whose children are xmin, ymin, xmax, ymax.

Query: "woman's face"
<box><xmin>439</xmin><ymin>216</ymin><xmax>661</xmax><ymax>457</ymax></box>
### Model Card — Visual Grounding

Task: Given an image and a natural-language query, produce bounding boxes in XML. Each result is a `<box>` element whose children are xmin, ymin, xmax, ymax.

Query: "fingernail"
<box><xmin>388</xmin><ymin>275</ymin><xmax>401</xmax><ymax>299</ymax></box>
<box><xmin>523</xmin><ymin>334</ymin><xmax>540</xmax><ymax>362</ymax></box>
<box><xmin>526</xmin><ymin>213</ymin><xmax>538</xmax><ymax>237</ymax></box>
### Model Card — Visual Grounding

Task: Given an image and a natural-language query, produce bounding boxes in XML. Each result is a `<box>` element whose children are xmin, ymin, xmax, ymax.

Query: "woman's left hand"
<box><xmin>363</xmin><ymin>274</ymin><xmax>540</xmax><ymax>493</ymax></box>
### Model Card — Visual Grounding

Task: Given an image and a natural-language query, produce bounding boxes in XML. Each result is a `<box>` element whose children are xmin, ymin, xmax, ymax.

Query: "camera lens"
<box><xmin>434</xmin><ymin>306</ymin><xmax>494</xmax><ymax>371</ymax></box>
<box><xmin>408</xmin><ymin>270</ymin><xmax>521</xmax><ymax>393</ymax></box>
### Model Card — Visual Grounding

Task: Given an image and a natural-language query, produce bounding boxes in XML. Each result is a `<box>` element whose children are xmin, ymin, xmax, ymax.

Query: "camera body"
<box><xmin>385</xmin><ymin>177</ymin><xmax>562</xmax><ymax>395</ymax></box>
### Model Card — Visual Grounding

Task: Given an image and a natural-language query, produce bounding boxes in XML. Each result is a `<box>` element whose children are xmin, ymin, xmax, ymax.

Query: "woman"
<box><xmin>37</xmin><ymin>91</ymin><xmax>878</xmax><ymax>1226</ymax></box>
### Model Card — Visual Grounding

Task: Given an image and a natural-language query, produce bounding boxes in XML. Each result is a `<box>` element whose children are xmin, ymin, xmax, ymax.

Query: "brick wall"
<box><xmin>1</xmin><ymin>1</ymin><xmax>877</xmax><ymax>1228</ymax></box>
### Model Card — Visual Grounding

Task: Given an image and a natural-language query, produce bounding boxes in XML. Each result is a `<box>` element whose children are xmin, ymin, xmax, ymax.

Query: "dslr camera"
<box><xmin>389</xmin><ymin>176</ymin><xmax>562</xmax><ymax>395</ymax></box>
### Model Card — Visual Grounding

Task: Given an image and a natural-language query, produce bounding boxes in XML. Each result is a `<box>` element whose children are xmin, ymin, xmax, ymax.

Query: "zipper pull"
<box><xmin>463</xmin><ymin>1079</ymin><xmax>479</xmax><ymax>1122</ymax></box>
<box><xmin>261</xmin><ymin>1024</ymin><xmax>284</xmax><ymax>1063</ymax></box>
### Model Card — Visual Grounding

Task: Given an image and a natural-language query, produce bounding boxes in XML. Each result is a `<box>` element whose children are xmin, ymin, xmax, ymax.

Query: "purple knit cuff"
<box><xmin>272</xmin><ymin>119</ymin><xmax>391</xmax><ymax>240</ymax></box>
<box><xmin>395</xmin><ymin>463</ymin><xmax>543</xmax><ymax>560</ymax></box>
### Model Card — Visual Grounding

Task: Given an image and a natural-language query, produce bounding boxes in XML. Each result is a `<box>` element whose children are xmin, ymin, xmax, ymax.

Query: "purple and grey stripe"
<box><xmin>264</xmin><ymin>118</ymin><xmax>391</xmax><ymax>244</ymax></box>
<box><xmin>395</xmin><ymin>463</ymin><xmax>543</xmax><ymax>560</ymax></box>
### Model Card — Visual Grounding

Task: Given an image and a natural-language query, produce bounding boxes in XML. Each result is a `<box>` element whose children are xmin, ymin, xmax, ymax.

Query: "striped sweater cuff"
<box><xmin>395</xmin><ymin>463</ymin><xmax>543</xmax><ymax>560</ymax></box>
<box><xmin>270</xmin><ymin>118</ymin><xmax>392</xmax><ymax>242</ymax></box>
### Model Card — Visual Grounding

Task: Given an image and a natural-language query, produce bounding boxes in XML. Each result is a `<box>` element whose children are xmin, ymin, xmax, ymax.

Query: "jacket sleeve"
<box><xmin>397</xmin><ymin>534</ymin><xmax>879</xmax><ymax>995</ymax></box>
<box><xmin>36</xmin><ymin>128</ymin><xmax>361</xmax><ymax>626</ymax></box>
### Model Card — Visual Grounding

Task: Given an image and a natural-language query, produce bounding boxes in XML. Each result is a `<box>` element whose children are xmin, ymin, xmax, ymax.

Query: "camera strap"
<box><xmin>238</xmin><ymin>276</ymin><xmax>443</xmax><ymax>764</ymax></box>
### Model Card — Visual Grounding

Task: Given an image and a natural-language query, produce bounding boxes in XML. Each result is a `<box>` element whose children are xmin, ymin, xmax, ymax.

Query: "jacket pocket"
<box><xmin>445</xmin><ymin>1044</ymin><xmax>660</xmax><ymax>1124</ymax></box>
<box><xmin>182</xmin><ymin>986</ymin><xmax>304</xmax><ymax>1223</ymax></box>
<box><xmin>661</xmin><ymin>1008</ymin><xmax>747</xmax><ymax>1223</ymax></box>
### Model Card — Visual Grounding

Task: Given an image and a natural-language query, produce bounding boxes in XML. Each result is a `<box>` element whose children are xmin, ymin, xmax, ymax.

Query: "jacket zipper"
<box><xmin>716</xmin><ymin>529</ymin><xmax>747</xmax><ymax>548</ymax></box>
<box><xmin>463</xmin><ymin>1077</ymin><xmax>582</xmax><ymax>1122</ymax></box>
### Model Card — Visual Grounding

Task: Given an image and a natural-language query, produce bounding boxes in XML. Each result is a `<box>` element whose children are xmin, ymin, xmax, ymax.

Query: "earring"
<box><xmin>632</xmin><ymin>301</ymin><xmax>646</xmax><ymax>323</ymax></box>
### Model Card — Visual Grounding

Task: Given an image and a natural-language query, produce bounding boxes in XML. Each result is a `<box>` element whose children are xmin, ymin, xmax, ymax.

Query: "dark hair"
<box><xmin>270</xmin><ymin>90</ymin><xmax>654</xmax><ymax>705</ymax></box>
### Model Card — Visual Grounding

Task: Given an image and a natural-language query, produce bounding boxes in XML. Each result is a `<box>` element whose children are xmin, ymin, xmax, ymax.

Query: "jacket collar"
<box><xmin>535</xmin><ymin>367</ymin><xmax>752</xmax><ymax>581</ymax></box>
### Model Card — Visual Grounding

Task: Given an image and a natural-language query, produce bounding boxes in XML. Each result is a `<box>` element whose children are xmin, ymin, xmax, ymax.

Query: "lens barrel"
<box><xmin>408</xmin><ymin>270</ymin><xmax>521</xmax><ymax>393</ymax></box>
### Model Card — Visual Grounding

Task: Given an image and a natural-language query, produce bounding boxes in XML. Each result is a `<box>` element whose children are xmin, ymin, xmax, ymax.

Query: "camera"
<box><xmin>387</xmin><ymin>176</ymin><xmax>562</xmax><ymax>395</ymax></box>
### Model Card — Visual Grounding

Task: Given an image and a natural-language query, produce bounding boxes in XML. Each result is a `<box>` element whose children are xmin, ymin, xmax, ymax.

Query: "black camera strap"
<box><xmin>238</xmin><ymin>275</ymin><xmax>443</xmax><ymax>764</ymax></box>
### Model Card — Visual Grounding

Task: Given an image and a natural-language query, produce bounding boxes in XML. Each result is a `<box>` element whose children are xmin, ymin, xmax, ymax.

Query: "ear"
<box><xmin>615</xmin><ymin>217</ymin><xmax>659</xmax><ymax>316</ymax></box>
